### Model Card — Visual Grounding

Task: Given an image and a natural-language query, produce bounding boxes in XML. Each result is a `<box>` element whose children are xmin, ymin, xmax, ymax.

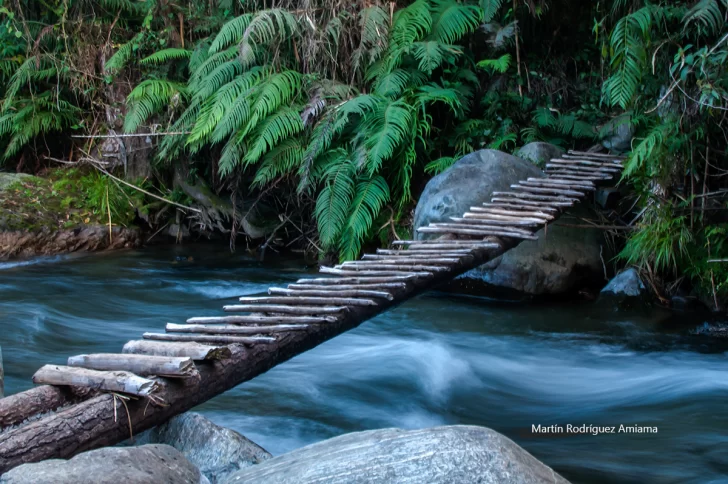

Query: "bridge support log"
<box><xmin>0</xmin><ymin>240</ymin><xmax>507</xmax><ymax>473</ymax></box>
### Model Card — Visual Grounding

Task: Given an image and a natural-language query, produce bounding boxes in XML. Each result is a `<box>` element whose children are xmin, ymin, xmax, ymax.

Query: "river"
<box><xmin>1</xmin><ymin>245</ymin><xmax>727</xmax><ymax>483</ymax></box>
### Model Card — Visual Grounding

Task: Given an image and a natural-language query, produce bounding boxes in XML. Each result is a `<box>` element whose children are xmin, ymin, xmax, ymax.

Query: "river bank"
<box><xmin>1</xmin><ymin>246</ymin><xmax>725</xmax><ymax>483</ymax></box>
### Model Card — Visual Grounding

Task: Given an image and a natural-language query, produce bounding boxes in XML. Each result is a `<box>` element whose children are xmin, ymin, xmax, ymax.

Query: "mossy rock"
<box><xmin>0</xmin><ymin>173</ymin><xmax>40</xmax><ymax>191</ymax></box>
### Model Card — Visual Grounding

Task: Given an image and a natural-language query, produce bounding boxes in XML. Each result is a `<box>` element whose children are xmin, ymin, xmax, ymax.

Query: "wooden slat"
<box><xmin>166</xmin><ymin>323</ymin><xmax>308</xmax><ymax>334</ymax></box>
<box><xmin>319</xmin><ymin>267</ymin><xmax>434</xmax><ymax>278</ymax></box>
<box><xmin>290</xmin><ymin>280</ymin><xmax>407</xmax><ymax>289</ymax></box>
<box><xmin>375</xmin><ymin>249</ymin><xmax>474</xmax><ymax>256</ymax></box>
<box><xmin>143</xmin><ymin>333</ymin><xmax>276</xmax><ymax>345</ymax></box>
<box><xmin>269</xmin><ymin>287</ymin><xmax>395</xmax><ymax>300</ymax></box>
<box><xmin>122</xmin><ymin>341</ymin><xmax>232</xmax><ymax>360</ymax></box>
<box><xmin>467</xmin><ymin>207</ymin><xmax>554</xmax><ymax>220</ymax></box>
<box><xmin>428</xmin><ymin>222</ymin><xmax>535</xmax><ymax>236</ymax></box>
<box><xmin>238</xmin><ymin>296</ymin><xmax>378</xmax><ymax>307</ymax></box>
<box><xmin>337</xmin><ymin>262</ymin><xmax>450</xmax><ymax>272</ymax></box>
<box><xmin>67</xmin><ymin>354</ymin><xmax>199</xmax><ymax>379</ymax></box>
<box><xmin>510</xmin><ymin>184</ymin><xmax>586</xmax><ymax>197</ymax></box>
<box><xmin>417</xmin><ymin>226</ymin><xmax>538</xmax><ymax>240</ymax></box>
<box><xmin>186</xmin><ymin>315</ymin><xmax>337</xmax><ymax>324</ymax></box>
<box><xmin>492</xmin><ymin>192</ymin><xmax>579</xmax><ymax>204</ymax></box>
<box><xmin>295</xmin><ymin>276</ymin><xmax>413</xmax><ymax>284</ymax></box>
<box><xmin>222</xmin><ymin>304</ymin><xmax>347</xmax><ymax>314</ymax></box>
<box><xmin>482</xmin><ymin>201</ymin><xmax>560</xmax><ymax>212</ymax></box>
<box><xmin>33</xmin><ymin>365</ymin><xmax>158</xmax><ymax>397</ymax></box>
<box><xmin>360</xmin><ymin>255</ymin><xmax>462</xmax><ymax>263</ymax></box>
<box><xmin>455</xmin><ymin>215</ymin><xmax>541</xmax><ymax>226</ymax></box>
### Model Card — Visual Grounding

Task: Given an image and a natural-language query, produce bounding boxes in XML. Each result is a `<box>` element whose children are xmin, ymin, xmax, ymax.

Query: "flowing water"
<box><xmin>1</xmin><ymin>245</ymin><xmax>727</xmax><ymax>484</ymax></box>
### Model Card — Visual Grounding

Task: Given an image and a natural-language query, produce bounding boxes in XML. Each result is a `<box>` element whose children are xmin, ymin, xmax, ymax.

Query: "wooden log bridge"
<box><xmin>0</xmin><ymin>151</ymin><xmax>625</xmax><ymax>472</ymax></box>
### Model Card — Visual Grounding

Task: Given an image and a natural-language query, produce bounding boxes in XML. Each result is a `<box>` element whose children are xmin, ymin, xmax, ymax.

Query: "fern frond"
<box><xmin>338</xmin><ymin>175</ymin><xmax>390</xmax><ymax>261</ymax></box>
<box><xmin>390</xmin><ymin>0</ymin><xmax>433</xmax><ymax>51</ymax></box>
<box><xmin>244</xmin><ymin>107</ymin><xmax>304</xmax><ymax>165</ymax></box>
<box><xmin>315</xmin><ymin>154</ymin><xmax>356</xmax><ymax>249</ymax></box>
<box><xmin>105</xmin><ymin>33</ymin><xmax>143</xmax><ymax>74</ymax></box>
<box><xmin>363</xmin><ymin>99</ymin><xmax>414</xmax><ymax>175</ymax></box>
<box><xmin>481</xmin><ymin>0</ymin><xmax>505</xmax><ymax>22</ymax></box>
<box><xmin>416</xmin><ymin>84</ymin><xmax>464</xmax><ymax>114</ymax></box>
<box><xmin>352</xmin><ymin>6</ymin><xmax>390</xmax><ymax>75</ymax></box>
<box><xmin>476</xmin><ymin>53</ymin><xmax>512</xmax><ymax>73</ymax></box>
<box><xmin>252</xmin><ymin>138</ymin><xmax>304</xmax><ymax>187</ymax></box>
<box><xmin>683</xmin><ymin>0</ymin><xmax>724</xmax><ymax>35</ymax></box>
<box><xmin>412</xmin><ymin>41</ymin><xmax>462</xmax><ymax>73</ymax></box>
<box><xmin>209</xmin><ymin>13</ymin><xmax>253</xmax><ymax>53</ymax></box>
<box><xmin>140</xmin><ymin>48</ymin><xmax>192</xmax><ymax>65</ymax></box>
<box><xmin>124</xmin><ymin>79</ymin><xmax>187</xmax><ymax>133</ymax></box>
<box><xmin>424</xmin><ymin>155</ymin><xmax>457</xmax><ymax>174</ymax></box>
<box><xmin>429</xmin><ymin>0</ymin><xmax>482</xmax><ymax>45</ymax></box>
<box><xmin>237</xmin><ymin>9</ymin><xmax>299</xmax><ymax>67</ymax></box>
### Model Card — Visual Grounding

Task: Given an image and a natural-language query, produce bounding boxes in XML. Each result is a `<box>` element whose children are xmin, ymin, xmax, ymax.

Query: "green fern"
<box><xmin>683</xmin><ymin>0</ymin><xmax>725</xmax><ymax>34</ymax></box>
<box><xmin>124</xmin><ymin>80</ymin><xmax>187</xmax><ymax>133</ymax></box>
<box><xmin>315</xmin><ymin>152</ymin><xmax>356</xmax><ymax>249</ymax></box>
<box><xmin>140</xmin><ymin>48</ymin><xmax>192</xmax><ymax>65</ymax></box>
<box><xmin>476</xmin><ymin>53</ymin><xmax>512</xmax><ymax>73</ymax></box>
<box><xmin>105</xmin><ymin>33</ymin><xmax>144</xmax><ymax>74</ymax></box>
<box><xmin>481</xmin><ymin>0</ymin><xmax>505</xmax><ymax>23</ymax></box>
<box><xmin>425</xmin><ymin>155</ymin><xmax>457</xmax><ymax>174</ymax></box>
<box><xmin>338</xmin><ymin>176</ymin><xmax>390</xmax><ymax>261</ymax></box>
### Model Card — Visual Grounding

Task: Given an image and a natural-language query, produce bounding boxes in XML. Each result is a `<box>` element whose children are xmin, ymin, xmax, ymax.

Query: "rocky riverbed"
<box><xmin>0</xmin><ymin>413</ymin><xmax>569</xmax><ymax>484</ymax></box>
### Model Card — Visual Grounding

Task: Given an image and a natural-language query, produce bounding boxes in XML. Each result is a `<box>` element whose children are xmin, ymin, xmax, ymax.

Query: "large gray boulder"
<box><xmin>600</xmin><ymin>114</ymin><xmax>634</xmax><ymax>153</ymax></box>
<box><xmin>135</xmin><ymin>412</ymin><xmax>271</xmax><ymax>483</ymax></box>
<box><xmin>222</xmin><ymin>426</ymin><xmax>570</xmax><ymax>484</ymax></box>
<box><xmin>516</xmin><ymin>142</ymin><xmax>565</xmax><ymax>167</ymax></box>
<box><xmin>0</xmin><ymin>444</ymin><xmax>205</xmax><ymax>484</ymax></box>
<box><xmin>413</xmin><ymin>149</ymin><xmax>606</xmax><ymax>297</ymax></box>
<box><xmin>414</xmin><ymin>149</ymin><xmax>543</xmax><ymax>237</ymax></box>
<box><xmin>597</xmin><ymin>268</ymin><xmax>650</xmax><ymax>310</ymax></box>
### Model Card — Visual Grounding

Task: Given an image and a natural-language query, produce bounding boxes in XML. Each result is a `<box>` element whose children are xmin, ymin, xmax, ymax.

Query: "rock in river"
<box><xmin>222</xmin><ymin>425</ymin><xmax>570</xmax><ymax>484</ymax></box>
<box><xmin>413</xmin><ymin>149</ymin><xmax>607</xmax><ymax>297</ymax></box>
<box><xmin>0</xmin><ymin>444</ymin><xmax>206</xmax><ymax>484</ymax></box>
<box><xmin>136</xmin><ymin>412</ymin><xmax>271</xmax><ymax>483</ymax></box>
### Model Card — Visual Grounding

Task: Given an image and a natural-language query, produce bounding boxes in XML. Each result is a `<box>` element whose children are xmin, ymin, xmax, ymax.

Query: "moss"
<box><xmin>0</xmin><ymin>167</ymin><xmax>142</xmax><ymax>233</ymax></box>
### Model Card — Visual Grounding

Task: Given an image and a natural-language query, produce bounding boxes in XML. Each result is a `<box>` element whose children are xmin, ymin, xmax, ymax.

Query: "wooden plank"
<box><xmin>417</xmin><ymin>226</ymin><xmax>538</xmax><ymax>240</ymax></box>
<box><xmin>288</xmin><ymin>277</ymin><xmax>407</xmax><ymax>291</ymax></box>
<box><xmin>122</xmin><ymin>341</ymin><xmax>232</xmax><ymax>360</ymax></box>
<box><xmin>67</xmin><ymin>354</ymin><xmax>199</xmax><ymax>379</ymax></box>
<box><xmin>566</xmin><ymin>150</ymin><xmax>626</xmax><ymax>159</ymax></box>
<box><xmin>466</xmin><ymin>208</ymin><xmax>554</xmax><ymax>220</ymax></box>
<box><xmin>482</xmin><ymin>201</ymin><xmax>560</xmax><ymax>213</ymax></box>
<box><xmin>545</xmin><ymin>162</ymin><xmax>619</xmax><ymax>173</ymax></box>
<box><xmin>143</xmin><ymin>333</ymin><xmax>276</xmax><ymax>345</ymax></box>
<box><xmin>295</xmin><ymin>276</ymin><xmax>413</xmax><ymax>284</ymax></box>
<box><xmin>375</xmin><ymin>249</ymin><xmax>474</xmax><ymax>256</ymax></box>
<box><xmin>187</xmin><ymin>315</ymin><xmax>337</xmax><ymax>324</ymax></box>
<box><xmin>454</xmin><ymin>216</ymin><xmax>542</xmax><ymax>226</ymax></box>
<box><xmin>222</xmin><ymin>304</ymin><xmax>347</xmax><ymax>314</ymax></box>
<box><xmin>238</xmin><ymin>296</ymin><xmax>378</xmax><ymax>307</ymax></box>
<box><xmin>427</xmin><ymin>222</ymin><xmax>535</xmax><ymax>236</ymax></box>
<box><xmin>556</xmin><ymin>156</ymin><xmax>624</xmax><ymax>167</ymax></box>
<box><xmin>319</xmin><ymin>267</ymin><xmax>434</xmax><ymax>278</ymax></box>
<box><xmin>337</xmin><ymin>262</ymin><xmax>450</xmax><ymax>272</ymax></box>
<box><xmin>32</xmin><ymin>365</ymin><xmax>158</xmax><ymax>397</ymax></box>
<box><xmin>510</xmin><ymin>184</ymin><xmax>586</xmax><ymax>197</ymax></box>
<box><xmin>269</xmin><ymin>287</ymin><xmax>395</xmax><ymax>300</ymax></box>
<box><xmin>360</xmin><ymin>255</ymin><xmax>462</xmax><ymax>264</ymax></box>
<box><xmin>166</xmin><ymin>323</ymin><xmax>308</xmax><ymax>334</ymax></box>
<box><xmin>492</xmin><ymin>192</ymin><xmax>579</xmax><ymax>204</ymax></box>
<box><xmin>526</xmin><ymin>177</ymin><xmax>595</xmax><ymax>188</ymax></box>
<box><xmin>391</xmin><ymin>240</ymin><xmax>499</xmax><ymax>247</ymax></box>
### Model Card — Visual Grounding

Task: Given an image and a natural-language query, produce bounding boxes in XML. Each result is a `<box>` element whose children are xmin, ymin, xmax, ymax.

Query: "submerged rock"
<box><xmin>0</xmin><ymin>444</ymin><xmax>205</xmax><ymax>484</ymax></box>
<box><xmin>222</xmin><ymin>426</ymin><xmax>570</xmax><ymax>484</ymax></box>
<box><xmin>136</xmin><ymin>412</ymin><xmax>271</xmax><ymax>483</ymax></box>
<box><xmin>413</xmin><ymin>149</ymin><xmax>607</xmax><ymax>297</ymax></box>
<box><xmin>516</xmin><ymin>142</ymin><xmax>565</xmax><ymax>167</ymax></box>
<box><xmin>597</xmin><ymin>268</ymin><xmax>650</xmax><ymax>310</ymax></box>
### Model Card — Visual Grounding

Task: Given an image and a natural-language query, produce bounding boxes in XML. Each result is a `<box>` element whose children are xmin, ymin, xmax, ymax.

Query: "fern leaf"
<box><xmin>209</xmin><ymin>14</ymin><xmax>253</xmax><ymax>53</ymax></box>
<box><xmin>244</xmin><ymin>107</ymin><xmax>305</xmax><ymax>165</ymax></box>
<box><xmin>476</xmin><ymin>53</ymin><xmax>512</xmax><ymax>73</ymax></box>
<box><xmin>140</xmin><ymin>48</ymin><xmax>192</xmax><ymax>65</ymax></box>
<box><xmin>363</xmin><ymin>100</ymin><xmax>414</xmax><ymax>175</ymax></box>
<box><xmin>124</xmin><ymin>80</ymin><xmax>187</xmax><ymax>133</ymax></box>
<box><xmin>683</xmin><ymin>0</ymin><xmax>723</xmax><ymax>35</ymax></box>
<box><xmin>338</xmin><ymin>176</ymin><xmax>390</xmax><ymax>261</ymax></box>
<box><xmin>252</xmin><ymin>138</ymin><xmax>304</xmax><ymax>187</ymax></box>
<box><xmin>481</xmin><ymin>0</ymin><xmax>505</xmax><ymax>22</ymax></box>
<box><xmin>105</xmin><ymin>33</ymin><xmax>143</xmax><ymax>74</ymax></box>
<box><xmin>424</xmin><ymin>156</ymin><xmax>457</xmax><ymax>174</ymax></box>
<box><xmin>429</xmin><ymin>0</ymin><xmax>482</xmax><ymax>45</ymax></box>
<box><xmin>315</xmin><ymin>155</ymin><xmax>356</xmax><ymax>249</ymax></box>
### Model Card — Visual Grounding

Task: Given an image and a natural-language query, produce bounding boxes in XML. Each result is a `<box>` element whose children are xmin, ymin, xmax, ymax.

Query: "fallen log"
<box><xmin>0</xmin><ymin>386</ymin><xmax>95</xmax><ymax>430</ymax></box>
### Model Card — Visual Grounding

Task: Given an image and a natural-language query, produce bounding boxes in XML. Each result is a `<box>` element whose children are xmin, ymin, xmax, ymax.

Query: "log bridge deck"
<box><xmin>0</xmin><ymin>151</ymin><xmax>625</xmax><ymax>472</ymax></box>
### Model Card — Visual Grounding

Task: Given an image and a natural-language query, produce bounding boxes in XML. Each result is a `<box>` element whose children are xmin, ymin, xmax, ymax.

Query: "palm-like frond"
<box><xmin>315</xmin><ymin>152</ymin><xmax>356</xmax><ymax>249</ymax></box>
<box><xmin>105</xmin><ymin>33</ymin><xmax>143</xmax><ymax>74</ymax></box>
<box><xmin>124</xmin><ymin>79</ymin><xmax>187</xmax><ymax>133</ymax></box>
<box><xmin>352</xmin><ymin>6</ymin><xmax>391</xmax><ymax>75</ymax></box>
<box><xmin>252</xmin><ymin>138</ymin><xmax>304</xmax><ymax>187</ymax></box>
<box><xmin>244</xmin><ymin>106</ymin><xmax>304</xmax><ymax>165</ymax></box>
<box><xmin>363</xmin><ymin>100</ymin><xmax>414</xmax><ymax>175</ymax></box>
<box><xmin>476</xmin><ymin>53</ymin><xmax>512</xmax><ymax>73</ymax></box>
<box><xmin>140</xmin><ymin>48</ymin><xmax>192</xmax><ymax>65</ymax></box>
<box><xmin>429</xmin><ymin>0</ymin><xmax>482</xmax><ymax>45</ymax></box>
<box><xmin>481</xmin><ymin>0</ymin><xmax>505</xmax><ymax>23</ymax></box>
<box><xmin>209</xmin><ymin>13</ymin><xmax>253</xmax><ymax>53</ymax></box>
<box><xmin>683</xmin><ymin>0</ymin><xmax>725</xmax><ymax>35</ymax></box>
<box><xmin>425</xmin><ymin>156</ymin><xmax>457</xmax><ymax>174</ymax></box>
<box><xmin>338</xmin><ymin>176</ymin><xmax>390</xmax><ymax>261</ymax></box>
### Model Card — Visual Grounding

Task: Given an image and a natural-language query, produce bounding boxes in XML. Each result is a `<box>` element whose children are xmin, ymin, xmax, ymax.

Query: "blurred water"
<box><xmin>1</xmin><ymin>245</ymin><xmax>727</xmax><ymax>484</ymax></box>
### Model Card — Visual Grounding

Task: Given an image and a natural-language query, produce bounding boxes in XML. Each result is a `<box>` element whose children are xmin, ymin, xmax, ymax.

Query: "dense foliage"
<box><xmin>1</xmin><ymin>0</ymin><xmax>727</xmax><ymax>307</ymax></box>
